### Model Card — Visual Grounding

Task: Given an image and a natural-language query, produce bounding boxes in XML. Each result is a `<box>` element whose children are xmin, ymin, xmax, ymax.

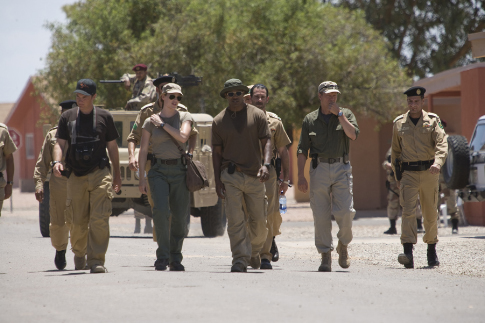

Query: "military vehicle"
<box><xmin>38</xmin><ymin>110</ymin><xmax>226</xmax><ymax>238</ymax></box>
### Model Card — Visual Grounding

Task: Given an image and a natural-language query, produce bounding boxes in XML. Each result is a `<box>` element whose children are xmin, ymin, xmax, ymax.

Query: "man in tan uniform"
<box><xmin>250</xmin><ymin>84</ymin><xmax>291</xmax><ymax>270</ymax></box>
<box><xmin>391</xmin><ymin>86</ymin><xmax>448</xmax><ymax>268</ymax></box>
<box><xmin>382</xmin><ymin>147</ymin><xmax>423</xmax><ymax>234</ymax></box>
<box><xmin>212</xmin><ymin>79</ymin><xmax>272</xmax><ymax>272</ymax></box>
<box><xmin>121</xmin><ymin>64</ymin><xmax>156</xmax><ymax>111</ymax></box>
<box><xmin>0</xmin><ymin>124</ymin><xmax>17</xmax><ymax>216</ymax></box>
<box><xmin>34</xmin><ymin>100</ymin><xmax>76</xmax><ymax>270</ymax></box>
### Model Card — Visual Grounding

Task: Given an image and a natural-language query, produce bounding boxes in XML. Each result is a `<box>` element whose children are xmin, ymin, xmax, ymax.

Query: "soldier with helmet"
<box><xmin>33</xmin><ymin>100</ymin><xmax>77</xmax><ymax>270</ymax></box>
<box><xmin>121</xmin><ymin>64</ymin><xmax>157</xmax><ymax>111</ymax></box>
<box><xmin>0</xmin><ymin>122</ymin><xmax>17</xmax><ymax>217</ymax></box>
<box><xmin>391</xmin><ymin>86</ymin><xmax>448</xmax><ymax>268</ymax></box>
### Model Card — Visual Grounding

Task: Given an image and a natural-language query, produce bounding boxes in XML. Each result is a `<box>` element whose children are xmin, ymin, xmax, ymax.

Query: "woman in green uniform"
<box><xmin>138</xmin><ymin>83</ymin><xmax>194</xmax><ymax>271</ymax></box>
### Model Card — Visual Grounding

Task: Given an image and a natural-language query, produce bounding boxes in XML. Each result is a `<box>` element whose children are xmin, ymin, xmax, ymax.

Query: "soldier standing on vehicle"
<box><xmin>391</xmin><ymin>86</ymin><xmax>448</xmax><ymax>268</ymax></box>
<box><xmin>34</xmin><ymin>100</ymin><xmax>77</xmax><ymax>270</ymax></box>
<box><xmin>382</xmin><ymin>147</ymin><xmax>424</xmax><ymax>235</ymax></box>
<box><xmin>212</xmin><ymin>79</ymin><xmax>272</xmax><ymax>272</ymax></box>
<box><xmin>0</xmin><ymin>123</ymin><xmax>17</xmax><ymax>217</ymax></box>
<box><xmin>250</xmin><ymin>84</ymin><xmax>291</xmax><ymax>269</ymax></box>
<box><xmin>297</xmin><ymin>81</ymin><xmax>359</xmax><ymax>272</ymax></box>
<box><xmin>52</xmin><ymin>79</ymin><xmax>121</xmax><ymax>273</ymax></box>
<box><xmin>121</xmin><ymin>64</ymin><xmax>157</xmax><ymax>111</ymax></box>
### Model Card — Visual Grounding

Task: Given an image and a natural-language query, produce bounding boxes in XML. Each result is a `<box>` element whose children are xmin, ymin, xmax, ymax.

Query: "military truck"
<box><xmin>38</xmin><ymin>110</ymin><xmax>226</xmax><ymax>238</ymax></box>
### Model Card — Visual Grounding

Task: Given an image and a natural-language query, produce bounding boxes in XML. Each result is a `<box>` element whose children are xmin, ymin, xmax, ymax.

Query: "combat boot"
<box><xmin>134</xmin><ymin>218</ymin><xmax>141</xmax><ymax>234</ymax></box>
<box><xmin>336</xmin><ymin>241</ymin><xmax>350</xmax><ymax>269</ymax></box>
<box><xmin>318</xmin><ymin>251</ymin><xmax>332</xmax><ymax>272</ymax></box>
<box><xmin>384</xmin><ymin>219</ymin><xmax>397</xmax><ymax>234</ymax></box>
<box><xmin>155</xmin><ymin>258</ymin><xmax>169</xmax><ymax>271</ymax></box>
<box><xmin>260</xmin><ymin>259</ymin><xmax>272</xmax><ymax>270</ymax></box>
<box><xmin>74</xmin><ymin>255</ymin><xmax>86</xmax><ymax>270</ymax></box>
<box><xmin>54</xmin><ymin>250</ymin><xmax>66</xmax><ymax>270</ymax></box>
<box><xmin>270</xmin><ymin>237</ymin><xmax>279</xmax><ymax>262</ymax></box>
<box><xmin>427</xmin><ymin>243</ymin><xmax>440</xmax><ymax>267</ymax></box>
<box><xmin>169</xmin><ymin>261</ymin><xmax>185</xmax><ymax>271</ymax></box>
<box><xmin>416</xmin><ymin>219</ymin><xmax>424</xmax><ymax>233</ymax></box>
<box><xmin>230</xmin><ymin>262</ymin><xmax>247</xmax><ymax>272</ymax></box>
<box><xmin>451</xmin><ymin>218</ymin><xmax>459</xmax><ymax>234</ymax></box>
<box><xmin>398</xmin><ymin>243</ymin><xmax>414</xmax><ymax>268</ymax></box>
<box><xmin>249</xmin><ymin>254</ymin><xmax>261</xmax><ymax>269</ymax></box>
<box><xmin>90</xmin><ymin>265</ymin><xmax>108</xmax><ymax>273</ymax></box>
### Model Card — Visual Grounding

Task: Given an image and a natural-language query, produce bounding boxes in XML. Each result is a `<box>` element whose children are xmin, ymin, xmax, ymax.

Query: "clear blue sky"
<box><xmin>0</xmin><ymin>0</ymin><xmax>76</xmax><ymax>103</ymax></box>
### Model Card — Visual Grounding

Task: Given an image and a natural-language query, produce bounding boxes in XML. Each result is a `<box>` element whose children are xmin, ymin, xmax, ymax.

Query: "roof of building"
<box><xmin>0</xmin><ymin>103</ymin><xmax>15</xmax><ymax>123</ymax></box>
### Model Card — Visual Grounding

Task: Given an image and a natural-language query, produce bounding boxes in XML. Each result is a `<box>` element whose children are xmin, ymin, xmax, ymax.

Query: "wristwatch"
<box><xmin>337</xmin><ymin>110</ymin><xmax>343</xmax><ymax>117</ymax></box>
<box><xmin>263</xmin><ymin>163</ymin><xmax>271</xmax><ymax>168</ymax></box>
<box><xmin>50</xmin><ymin>160</ymin><xmax>60</xmax><ymax>168</ymax></box>
<box><xmin>187</xmin><ymin>153</ymin><xmax>193</xmax><ymax>159</ymax></box>
<box><xmin>6</xmin><ymin>181</ymin><xmax>13</xmax><ymax>185</ymax></box>
<box><xmin>158</xmin><ymin>122</ymin><xmax>165</xmax><ymax>128</ymax></box>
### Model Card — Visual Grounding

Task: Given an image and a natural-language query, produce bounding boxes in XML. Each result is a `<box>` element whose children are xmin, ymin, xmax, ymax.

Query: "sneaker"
<box><xmin>90</xmin><ymin>265</ymin><xmax>108</xmax><ymax>273</ymax></box>
<box><xmin>270</xmin><ymin>237</ymin><xmax>279</xmax><ymax>262</ymax></box>
<box><xmin>74</xmin><ymin>255</ymin><xmax>86</xmax><ymax>270</ymax></box>
<box><xmin>169</xmin><ymin>261</ymin><xmax>185</xmax><ymax>271</ymax></box>
<box><xmin>318</xmin><ymin>251</ymin><xmax>332</xmax><ymax>272</ymax></box>
<box><xmin>155</xmin><ymin>259</ymin><xmax>169</xmax><ymax>271</ymax></box>
<box><xmin>249</xmin><ymin>255</ymin><xmax>261</xmax><ymax>269</ymax></box>
<box><xmin>54</xmin><ymin>250</ymin><xmax>66</xmax><ymax>270</ymax></box>
<box><xmin>260</xmin><ymin>259</ymin><xmax>272</xmax><ymax>270</ymax></box>
<box><xmin>230</xmin><ymin>263</ymin><xmax>247</xmax><ymax>272</ymax></box>
<box><xmin>336</xmin><ymin>241</ymin><xmax>350</xmax><ymax>269</ymax></box>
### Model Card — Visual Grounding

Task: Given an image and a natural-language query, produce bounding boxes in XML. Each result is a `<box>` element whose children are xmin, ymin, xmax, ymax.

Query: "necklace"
<box><xmin>231</xmin><ymin>110</ymin><xmax>237</xmax><ymax>119</ymax></box>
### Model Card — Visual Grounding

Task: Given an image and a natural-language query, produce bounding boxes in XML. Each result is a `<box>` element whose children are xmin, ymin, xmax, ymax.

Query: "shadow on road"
<box><xmin>462</xmin><ymin>236</ymin><xmax>485</xmax><ymax>240</ymax></box>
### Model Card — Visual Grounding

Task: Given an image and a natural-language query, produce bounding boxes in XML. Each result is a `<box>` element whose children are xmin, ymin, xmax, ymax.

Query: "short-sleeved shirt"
<box><xmin>56</xmin><ymin>107</ymin><xmax>120</xmax><ymax>177</ymax></box>
<box><xmin>33</xmin><ymin>127</ymin><xmax>67</xmax><ymax>190</ymax></box>
<box><xmin>0</xmin><ymin>125</ymin><xmax>18</xmax><ymax>172</ymax></box>
<box><xmin>142</xmin><ymin>111</ymin><xmax>194</xmax><ymax>160</ymax></box>
<box><xmin>120</xmin><ymin>74</ymin><xmax>157</xmax><ymax>110</ymax></box>
<box><xmin>266</xmin><ymin>111</ymin><xmax>291</xmax><ymax>158</ymax></box>
<box><xmin>212</xmin><ymin>104</ymin><xmax>271</xmax><ymax>177</ymax></box>
<box><xmin>297</xmin><ymin>107</ymin><xmax>359</xmax><ymax>158</ymax></box>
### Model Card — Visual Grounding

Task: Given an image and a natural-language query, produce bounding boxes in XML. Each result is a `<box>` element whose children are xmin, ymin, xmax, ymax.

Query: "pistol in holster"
<box><xmin>394</xmin><ymin>158</ymin><xmax>403</xmax><ymax>181</ymax></box>
<box><xmin>60</xmin><ymin>168</ymin><xmax>71</xmax><ymax>179</ymax></box>
<box><xmin>311</xmin><ymin>154</ymin><xmax>318</xmax><ymax>169</ymax></box>
<box><xmin>228</xmin><ymin>162</ymin><xmax>236</xmax><ymax>174</ymax></box>
<box><xmin>275</xmin><ymin>157</ymin><xmax>282</xmax><ymax>179</ymax></box>
<box><xmin>99</xmin><ymin>157</ymin><xmax>109</xmax><ymax>170</ymax></box>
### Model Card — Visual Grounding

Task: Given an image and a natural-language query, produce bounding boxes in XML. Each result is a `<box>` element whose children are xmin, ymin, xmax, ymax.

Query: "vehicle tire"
<box><xmin>443</xmin><ymin>135</ymin><xmax>470</xmax><ymax>189</ymax></box>
<box><xmin>200</xmin><ymin>198</ymin><xmax>226</xmax><ymax>237</ymax></box>
<box><xmin>39</xmin><ymin>181</ymin><xmax>50</xmax><ymax>238</ymax></box>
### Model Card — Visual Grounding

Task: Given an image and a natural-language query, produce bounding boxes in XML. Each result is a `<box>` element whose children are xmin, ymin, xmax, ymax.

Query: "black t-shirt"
<box><xmin>410</xmin><ymin>116</ymin><xmax>420</xmax><ymax>126</ymax></box>
<box><xmin>56</xmin><ymin>107</ymin><xmax>119</xmax><ymax>176</ymax></box>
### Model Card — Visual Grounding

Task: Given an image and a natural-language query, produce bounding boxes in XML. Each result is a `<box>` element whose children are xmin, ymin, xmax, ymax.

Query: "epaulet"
<box><xmin>393</xmin><ymin>115</ymin><xmax>404</xmax><ymax>123</ymax></box>
<box><xmin>140</xmin><ymin>102</ymin><xmax>155</xmax><ymax>111</ymax></box>
<box><xmin>267</xmin><ymin>111</ymin><xmax>281</xmax><ymax>121</ymax></box>
<box><xmin>0</xmin><ymin>123</ymin><xmax>8</xmax><ymax>130</ymax></box>
<box><xmin>427</xmin><ymin>112</ymin><xmax>439</xmax><ymax>118</ymax></box>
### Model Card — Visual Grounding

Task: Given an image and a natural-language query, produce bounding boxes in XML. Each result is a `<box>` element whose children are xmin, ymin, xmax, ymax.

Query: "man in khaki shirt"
<box><xmin>0</xmin><ymin>124</ymin><xmax>17</xmax><ymax>216</ymax></box>
<box><xmin>121</xmin><ymin>64</ymin><xmax>157</xmax><ymax>111</ymax></box>
<box><xmin>391</xmin><ymin>86</ymin><xmax>448</xmax><ymax>268</ymax></box>
<box><xmin>250</xmin><ymin>84</ymin><xmax>291</xmax><ymax>269</ymax></box>
<box><xmin>34</xmin><ymin>100</ymin><xmax>76</xmax><ymax>270</ymax></box>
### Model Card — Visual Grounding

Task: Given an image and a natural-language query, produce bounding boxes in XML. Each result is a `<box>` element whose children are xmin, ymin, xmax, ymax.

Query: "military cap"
<box><xmin>153</xmin><ymin>75</ymin><xmax>176</xmax><ymax>87</ymax></box>
<box><xmin>318</xmin><ymin>81</ymin><xmax>340</xmax><ymax>94</ymax></box>
<box><xmin>244</xmin><ymin>85</ymin><xmax>254</xmax><ymax>97</ymax></box>
<box><xmin>162</xmin><ymin>83</ymin><xmax>183</xmax><ymax>95</ymax></box>
<box><xmin>59</xmin><ymin>100</ymin><xmax>77</xmax><ymax>111</ymax></box>
<box><xmin>74</xmin><ymin>79</ymin><xmax>96</xmax><ymax>96</ymax></box>
<box><xmin>132</xmin><ymin>64</ymin><xmax>147</xmax><ymax>72</ymax></box>
<box><xmin>404</xmin><ymin>86</ymin><xmax>426</xmax><ymax>97</ymax></box>
<box><xmin>220</xmin><ymin>79</ymin><xmax>248</xmax><ymax>98</ymax></box>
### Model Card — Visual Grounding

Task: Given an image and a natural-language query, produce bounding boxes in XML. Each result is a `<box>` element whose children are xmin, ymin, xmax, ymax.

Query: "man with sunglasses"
<box><xmin>212</xmin><ymin>79</ymin><xmax>272</xmax><ymax>272</ymax></box>
<box><xmin>121</xmin><ymin>64</ymin><xmax>157</xmax><ymax>111</ymax></box>
<box><xmin>297</xmin><ymin>81</ymin><xmax>359</xmax><ymax>272</ymax></box>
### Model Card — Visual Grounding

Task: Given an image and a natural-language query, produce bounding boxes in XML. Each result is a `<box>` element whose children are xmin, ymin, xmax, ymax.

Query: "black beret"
<box><xmin>153</xmin><ymin>75</ymin><xmax>177</xmax><ymax>87</ymax></box>
<box><xmin>59</xmin><ymin>100</ymin><xmax>77</xmax><ymax>111</ymax></box>
<box><xmin>404</xmin><ymin>86</ymin><xmax>426</xmax><ymax>97</ymax></box>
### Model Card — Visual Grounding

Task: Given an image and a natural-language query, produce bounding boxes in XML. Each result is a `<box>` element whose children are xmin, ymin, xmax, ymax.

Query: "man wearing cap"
<box><xmin>391</xmin><ymin>86</ymin><xmax>448</xmax><ymax>268</ymax></box>
<box><xmin>121</xmin><ymin>64</ymin><xmax>157</xmax><ymax>111</ymax></box>
<box><xmin>34</xmin><ymin>100</ymin><xmax>77</xmax><ymax>270</ymax></box>
<box><xmin>52</xmin><ymin>79</ymin><xmax>122</xmax><ymax>274</ymax></box>
<box><xmin>249</xmin><ymin>83</ymin><xmax>291</xmax><ymax>270</ymax></box>
<box><xmin>297</xmin><ymin>81</ymin><xmax>359</xmax><ymax>272</ymax></box>
<box><xmin>212</xmin><ymin>79</ymin><xmax>272</xmax><ymax>272</ymax></box>
<box><xmin>0</xmin><ymin>122</ymin><xmax>17</xmax><ymax>217</ymax></box>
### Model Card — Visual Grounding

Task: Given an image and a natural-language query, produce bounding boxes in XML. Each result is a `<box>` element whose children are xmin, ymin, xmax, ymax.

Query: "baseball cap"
<box><xmin>74</xmin><ymin>79</ymin><xmax>96</xmax><ymax>96</ymax></box>
<box><xmin>318</xmin><ymin>81</ymin><xmax>340</xmax><ymax>94</ymax></box>
<box><xmin>162</xmin><ymin>83</ymin><xmax>183</xmax><ymax>95</ymax></box>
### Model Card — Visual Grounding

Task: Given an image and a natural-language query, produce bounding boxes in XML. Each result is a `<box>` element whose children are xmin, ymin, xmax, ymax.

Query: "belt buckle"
<box><xmin>328</xmin><ymin>158</ymin><xmax>336</xmax><ymax>164</ymax></box>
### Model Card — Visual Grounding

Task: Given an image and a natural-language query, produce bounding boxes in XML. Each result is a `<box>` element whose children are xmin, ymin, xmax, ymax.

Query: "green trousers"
<box><xmin>148</xmin><ymin>160</ymin><xmax>188</xmax><ymax>263</ymax></box>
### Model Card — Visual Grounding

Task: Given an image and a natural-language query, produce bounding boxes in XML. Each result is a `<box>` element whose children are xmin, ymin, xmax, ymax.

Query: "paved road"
<box><xmin>1</xmin><ymin>192</ymin><xmax>484</xmax><ymax>322</ymax></box>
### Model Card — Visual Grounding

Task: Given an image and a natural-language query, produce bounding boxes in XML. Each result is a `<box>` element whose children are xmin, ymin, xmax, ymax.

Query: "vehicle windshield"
<box><xmin>470</xmin><ymin>123</ymin><xmax>485</xmax><ymax>152</ymax></box>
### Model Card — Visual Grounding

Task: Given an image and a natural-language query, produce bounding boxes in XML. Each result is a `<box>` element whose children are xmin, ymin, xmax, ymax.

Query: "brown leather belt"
<box><xmin>154</xmin><ymin>158</ymin><xmax>179</xmax><ymax>165</ymax></box>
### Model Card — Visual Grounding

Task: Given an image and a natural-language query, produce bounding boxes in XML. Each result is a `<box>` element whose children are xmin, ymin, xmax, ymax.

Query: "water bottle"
<box><xmin>279</xmin><ymin>191</ymin><xmax>287</xmax><ymax>214</ymax></box>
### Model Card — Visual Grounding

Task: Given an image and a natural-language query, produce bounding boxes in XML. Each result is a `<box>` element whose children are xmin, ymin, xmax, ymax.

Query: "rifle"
<box><xmin>99</xmin><ymin>80</ymin><xmax>124</xmax><ymax>84</ymax></box>
<box><xmin>170</xmin><ymin>72</ymin><xmax>202</xmax><ymax>87</ymax></box>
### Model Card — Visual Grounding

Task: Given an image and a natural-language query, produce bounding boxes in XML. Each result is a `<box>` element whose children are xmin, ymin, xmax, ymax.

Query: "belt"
<box><xmin>402</xmin><ymin>159</ymin><xmax>434</xmax><ymax>172</ymax></box>
<box><xmin>318</xmin><ymin>157</ymin><xmax>343</xmax><ymax>164</ymax></box>
<box><xmin>154</xmin><ymin>158</ymin><xmax>179</xmax><ymax>165</ymax></box>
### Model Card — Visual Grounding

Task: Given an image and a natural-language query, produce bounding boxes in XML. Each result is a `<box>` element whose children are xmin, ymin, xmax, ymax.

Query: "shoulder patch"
<box><xmin>393</xmin><ymin>115</ymin><xmax>404</xmax><ymax>123</ymax></box>
<box><xmin>0</xmin><ymin>123</ymin><xmax>8</xmax><ymax>130</ymax></box>
<box><xmin>267</xmin><ymin>111</ymin><xmax>281</xmax><ymax>121</ymax></box>
<box><xmin>140</xmin><ymin>102</ymin><xmax>155</xmax><ymax>111</ymax></box>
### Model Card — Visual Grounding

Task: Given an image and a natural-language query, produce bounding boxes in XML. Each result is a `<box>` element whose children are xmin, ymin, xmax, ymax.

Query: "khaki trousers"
<box><xmin>260</xmin><ymin>167</ymin><xmax>279</xmax><ymax>261</ymax></box>
<box><xmin>66</xmin><ymin>167</ymin><xmax>113</xmax><ymax>267</ymax></box>
<box><xmin>0</xmin><ymin>176</ymin><xmax>5</xmax><ymax>216</ymax></box>
<box><xmin>309</xmin><ymin>162</ymin><xmax>355</xmax><ymax>254</ymax></box>
<box><xmin>221</xmin><ymin>169</ymin><xmax>267</xmax><ymax>266</ymax></box>
<box><xmin>400</xmin><ymin>170</ymin><xmax>439</xmax><ymax>244</ymax></box>
<box><xmin>387</xmin><ymin>180</ymin><xmax>422</xmax><ymax>220</ymax></box>
<box><xmin>50</xmin><ymin>175</ymin><xmax>70</xmax><ymax>251</ymax></box>
<box><xmin>440</xmin><ymin>182</ymin><xmax>459</xmax><ymax>220</ymax></box>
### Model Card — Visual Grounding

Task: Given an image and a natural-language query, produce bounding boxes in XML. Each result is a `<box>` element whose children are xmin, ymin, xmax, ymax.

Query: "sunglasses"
<box><xmin>226</xmin><ymin>91</ymin><xmax>243</xmax><ymax>97</ymax></box>
<box><xmin>168</xmin><ymin>94</ymin><xmax>183</xmax><ymax>101</ymax></box>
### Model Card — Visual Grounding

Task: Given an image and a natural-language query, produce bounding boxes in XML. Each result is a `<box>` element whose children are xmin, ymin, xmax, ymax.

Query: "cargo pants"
<box><xmin>400</xmin><ymin>170</ymin><xmax>439</xmax><ymax>245</ymax></box>
<box><xmin>147</xmin><ymin>160</ymin><xmax>188</xmax><ymax>263</ymax></box>
<box><xmin>50</xmin><ymin>175</ymin><xmax>71</xmax><ymax>251</ymax></box>
<box><xmin>221</xmin><ymin>169</ymin><xmax>267</xmax><ymax>266</ymax></box>
<box><xmin>0</xmin><ymin>176</ymin><xmax>5</xmax><ymax>216</ymax></box>
<box><xmin>66</xmin><ymin>167</ymin><xmax>113</xmax><ymax>268</ymax></box>
<box><xmin>309</xmin><ymin>161</ymin><xmax>355</xmax><ymax>254</ymax></box>
<box><xmin>260</xmin><ymin>167</ymin><xmax>281</xmax><ymax>261</ymax></box>
<box><xmin>387</xmin><ymin>179</ymin><xmax>422</xmax><ymax>220</ymax></box>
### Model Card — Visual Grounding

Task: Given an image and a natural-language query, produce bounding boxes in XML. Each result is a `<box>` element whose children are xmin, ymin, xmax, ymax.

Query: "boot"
<box><xmin>318</xmin><ymin>251</ymin><xmax>332</xmax><ymax>272</ymax></box>
<box><xmin>336</xmin><ymin>241</ymin><xmax>350</xmax><ymax>268</ymax></box>
<box><xmin>427</xmin><ymin>243</ymin><xmax>440</xmax><ymax>267</ymax></box>
<box><xmin>398</xmin><ymin>243</ymin><xmax>414</xmax><ymax>268</ymax></box>
<box><xmin>54</xmin><ymin>250</ymin><xmax>66</xmax><ymax>270</ymax></box>
<box><xmin>384</xmin><ymin>219</ymin><xmax>397</xmax><ymax>234</ymax></box>
<box><xmin>416</xmin><ymin>218</ymin><xmax>424</xmax><ymax>233</ymax></box>
<box><xmin>451</xmin><ymin>218</ymin><xmax>459</xmax><ymax>234</ymax></box>
<box><xmin>134</xmin><ymin>218</ymin><xmax>141</xmax><ymax>234</ymax></box>
<box><xmin>144</xmin><ymin>216</ymin><xmax>153</xmax><ymax>234</ymax></box>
